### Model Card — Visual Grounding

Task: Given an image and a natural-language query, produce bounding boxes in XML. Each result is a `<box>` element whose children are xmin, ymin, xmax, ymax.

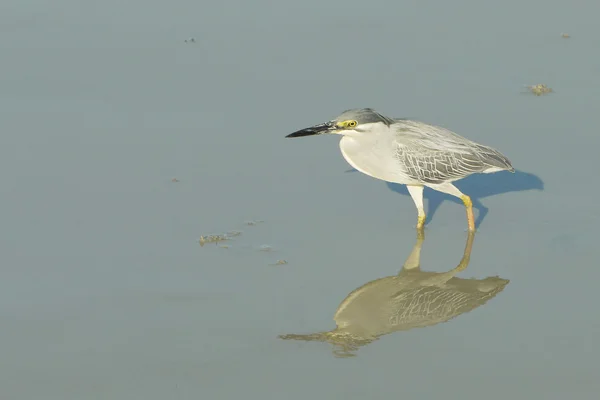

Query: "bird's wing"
<box><xmin>391</xmin><ymin>120</ymin><xmax>513</xmax><ymax>184</ymax></box>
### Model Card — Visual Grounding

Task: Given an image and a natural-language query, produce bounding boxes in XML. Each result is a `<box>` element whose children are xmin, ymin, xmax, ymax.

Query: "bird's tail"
<box><xmin>475</xmin><ymin>145</ymin><xmax>515</xmax><ymax>173</ymax></box>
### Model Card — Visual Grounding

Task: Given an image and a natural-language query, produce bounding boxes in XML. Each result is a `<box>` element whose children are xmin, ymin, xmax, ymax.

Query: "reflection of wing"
<box><xmin>386</xmin><ymin>277</ymin><xmax>509</xmax><ymax>330</ymax></box>
<box><xmin>393</xmin><ymin>120</ymin><xmax>514</xmax><ymax>184</ymax></box>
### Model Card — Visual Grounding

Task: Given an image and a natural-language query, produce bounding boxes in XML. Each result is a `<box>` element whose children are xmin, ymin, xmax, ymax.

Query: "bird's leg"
<box><xmin>427</xmin><ymin>182</ymin><xmax>476</xmax><ymax>232</ymax></box>
<box><xmin>461</xmin><ymin>195</ymin><xmax>476</xmax><ymax>232</ymax></box>
<box><xmin>407</xmin><ymin>185</ymin><xmax>426</xmax><ymax>234</ymax></box>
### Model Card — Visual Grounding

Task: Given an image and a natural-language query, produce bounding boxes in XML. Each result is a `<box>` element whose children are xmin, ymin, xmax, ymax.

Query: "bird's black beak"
<box><xmin>286</xmin><ymin>121</ymin><xmax>336</xmax><ymax>138</ymax></box>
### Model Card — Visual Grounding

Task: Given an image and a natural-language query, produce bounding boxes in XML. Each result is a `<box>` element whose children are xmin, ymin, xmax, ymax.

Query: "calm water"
<box><xmin>2</xmin><ymin>1</ymin><xmax>599</xmax><ymax>399</ymax></box>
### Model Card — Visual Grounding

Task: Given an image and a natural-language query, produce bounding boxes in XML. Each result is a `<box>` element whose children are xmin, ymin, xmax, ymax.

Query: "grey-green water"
<box><xmin>2</xmin><ymin>1</ymin><xmax>599</xmax><ymax>399</ymax></box>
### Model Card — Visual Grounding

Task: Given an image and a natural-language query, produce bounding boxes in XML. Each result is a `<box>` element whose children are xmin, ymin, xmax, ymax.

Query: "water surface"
<box><xmin>2</xmin><ymin>1</ymin><xmax>599</xmax><ymax>399</ymax></box>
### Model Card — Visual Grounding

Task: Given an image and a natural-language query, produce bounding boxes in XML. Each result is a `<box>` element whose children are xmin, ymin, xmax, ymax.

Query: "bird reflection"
<box><xmin>279</xmin><ymin>231</ymin><xmax>509</xmax><ymax>357</ymax></box>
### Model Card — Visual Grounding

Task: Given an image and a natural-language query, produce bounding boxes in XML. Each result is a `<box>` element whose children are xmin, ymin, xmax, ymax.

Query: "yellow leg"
<box><xmin>461</xmin><ymin>195</ymin><xmax>475</xmax><ymax>232</ymax></box>
<box><xmin>407</xmin><ymin>185</ymin><xmax>426</xmax><ymax>233</ymax></box>
<box><xmin>416</xmin><ymin>214</ymin><xmax>426</xmax><ymax>239</ymax></box>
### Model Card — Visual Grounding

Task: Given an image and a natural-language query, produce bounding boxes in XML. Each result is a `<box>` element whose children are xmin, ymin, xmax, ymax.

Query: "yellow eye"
<box><xmin>339</xmin><ymin>120</ymin><xmax>357</xmax><ymax>129</ymax></box>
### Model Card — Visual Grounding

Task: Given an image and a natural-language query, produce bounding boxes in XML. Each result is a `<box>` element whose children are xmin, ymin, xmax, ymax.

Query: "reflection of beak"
<box><xmin>286</xmin><ymin>121</ymin><xmax>336</xmax><ymax>138</ymax></box>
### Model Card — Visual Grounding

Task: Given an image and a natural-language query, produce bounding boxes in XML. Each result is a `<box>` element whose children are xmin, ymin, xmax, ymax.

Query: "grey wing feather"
<box><xmin>392</xmin><ymin>120</ymin><xmax>514</xmax><ymax>184</ymax></box>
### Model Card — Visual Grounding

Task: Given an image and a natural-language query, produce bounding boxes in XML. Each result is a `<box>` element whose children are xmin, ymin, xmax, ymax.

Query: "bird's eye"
<box><xmin>347</xmin><ymin>120</ymin><xmax>357</xmax><ymax>128</ymax></box>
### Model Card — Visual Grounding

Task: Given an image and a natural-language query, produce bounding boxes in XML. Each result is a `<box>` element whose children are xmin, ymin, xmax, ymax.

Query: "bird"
<box><xmin>285</xmin><ymin>108</ymin><xmax>514</xmax><ymax>232</ymax></box>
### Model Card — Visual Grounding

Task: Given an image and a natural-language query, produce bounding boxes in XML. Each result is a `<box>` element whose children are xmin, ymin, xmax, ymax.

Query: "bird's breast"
<box><xmin>339</xmin><ymin>136</ymin><xmax>412</xmax><ymax>184</ymax></box>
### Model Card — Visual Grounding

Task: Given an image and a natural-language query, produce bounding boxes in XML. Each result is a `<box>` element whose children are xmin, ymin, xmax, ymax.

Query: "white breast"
<box><xmin>339</xmin><ymin>135</ymin><xmax>417</xmax><ymax>185</ymax></box>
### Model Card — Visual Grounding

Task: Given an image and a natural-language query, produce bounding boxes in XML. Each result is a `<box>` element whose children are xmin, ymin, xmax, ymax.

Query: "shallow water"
<box><xmin>2</xmin><ymin>1</ymin><xmax>600</xmax><ymax>399</ymax></box>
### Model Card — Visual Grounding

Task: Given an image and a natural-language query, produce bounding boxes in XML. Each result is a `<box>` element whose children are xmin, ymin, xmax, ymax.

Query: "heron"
<box><xmin>286</xmin><ymin>108</ymin><xmax>514</xmax><ymax>232</ymax></box>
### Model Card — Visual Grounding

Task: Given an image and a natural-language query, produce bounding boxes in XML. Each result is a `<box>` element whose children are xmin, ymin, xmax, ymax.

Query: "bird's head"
<box><xmin>286</xmin><ymin>108</ymin><xmax>394</xmax><ymax>138</ymax></box>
